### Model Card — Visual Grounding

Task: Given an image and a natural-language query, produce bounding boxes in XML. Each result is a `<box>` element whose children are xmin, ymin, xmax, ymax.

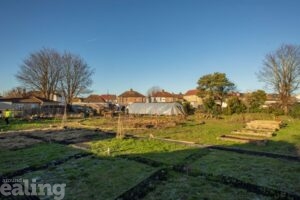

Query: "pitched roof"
<box><xmin>26</xmin><ymin>91</ymin><xmax>62</xmax><ymax>98</ymax></box>
<box><xmin>72</xmin><ymin>97</ymin><xmax>84</xmax><ymax>103</ymax></box>
<box><xmin>84</xmin><ymin>95</ymin><xmax>106</xmax><ymax>103</ymax></box>
<box><xmin>151</xmin><ymin>90</ymin><xmax>174</xmax><ymax>98</ymax></box>
<box><xmin>33</xmin><ymin>96</ymin><xmax>58</xmax><ymax>103</ymax></box>
<box><xmin>118</xmin><ymin>89</ymin><xmax>145</xmax><ymax>98</ymax></box>
<box><xmin>184</xmin><ymin>89</ymin><xmax>199</xmax><ymax>96</ymax></box>
<box><xmin>173</xmin><ymin>93</ymin><xmax>184</xmax><ymax>99</ymax></box>
<box><xmin>18</xmin><ymin>97</ymin><xmax>42</xmax><ymax>103</ymax></box>
<box><xmin>100</xmin><ymin>94</ymin><xmax>117</xmax><ymax>101</ymax></box>
<box><xmin>0</xmin><ymin>96</ymin><xmax>57</xmax><ymax>104</ymax></box>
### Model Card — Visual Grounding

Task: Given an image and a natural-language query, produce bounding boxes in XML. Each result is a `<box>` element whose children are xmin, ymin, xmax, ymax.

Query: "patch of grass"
<box><xmin>144</xmin><ymin>172</ymin><xmax>271</xmax><ymax>200</ymax></box>
<box><xmin>0</xmin><ymin>118</ymin><xmax>62</xmax><ymax>132</ymax></box>
<box><xmin>223</xmin><ymin>113</ymin><xmax>279</xmax><ymax>123</ymax></box>
<box><xmin>0</xmin><ymin>143</ymin><xmax>83</xmax><ymax>176</ymax></box>
<box><xmin>61</xmin><ymin>114</ymin><xmax>300</xmax><ymax>155</ymax></box>
<box><xmin>19</xmin><ymin>156</ymin><xmax>156</xmax><ymax>200</ymax></box>
<box><xmin>131</xmin><ymin>118</ymin><xmax>244</xmax><ymax>145</ymax></box>
<box><xmin>189</xmin><ymin>150</ymin><xmax>300</xmax><ymax>195</ymax></box>
<box><xmin>88</xmin><ymin>138</ymin><xmax>196</xmax><ymax>165</ymax></box>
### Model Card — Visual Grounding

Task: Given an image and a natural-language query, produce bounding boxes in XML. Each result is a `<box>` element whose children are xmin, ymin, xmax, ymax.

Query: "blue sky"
<box><xmin>1</xmin><ymin>0</ymin><xmax>300</xmax><ymax>96</ymax></box>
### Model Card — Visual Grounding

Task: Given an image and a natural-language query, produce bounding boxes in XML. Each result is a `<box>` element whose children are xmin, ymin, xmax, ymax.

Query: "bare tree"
<box><xmin>258</xmin><ymin>44</ymin><xmax>300</xmax><ymax>114</ymax></box>
<box><xmin>146</xmin><ymin>86</ymin><xmax>162</xmax><ymax>103</ymax></box>
<box><xmin>16</xmin><ymin>48</ymin><xmax>61</xmax><ymax>100</ymax></box>
<box><xmin>59</xmin><ymin>52</ymin><xmax>93</xmax><ymax>106</ymax></box>
<box><xmin>3</xmin><ymin>87</ymin><xmax>27</xmax><ymax>98</ymax></box>
<box><xmin>147</xmin><ymin>86</ymin><xmax>162</xmax><ymax>96</ymax></box>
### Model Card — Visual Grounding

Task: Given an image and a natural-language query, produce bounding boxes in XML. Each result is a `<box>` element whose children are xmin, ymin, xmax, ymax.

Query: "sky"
<box><xmin>1</xmin><ymin>0</ymin><xmax>300</xmax><ymax>96</ymax></box>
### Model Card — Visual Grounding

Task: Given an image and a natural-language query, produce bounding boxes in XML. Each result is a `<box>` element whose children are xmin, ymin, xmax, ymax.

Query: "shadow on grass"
<box><xmin>229</xmin><ymin>135</ymin><xmax>300</xmax><ymax>157</ymax></box>
<box><xmin>0</xmin><ymin>128</ymin><xmax>300</xmax><ymax>200</ymax></box>
<box><xmin>0</xmin><ymin>127</ymin><xmax>115</xmax><ymax>150</ymax></box>
<box><xmin>109</xmin><ymin>138</ymin><xmax>300</xmax><ymax>200</ymax></box>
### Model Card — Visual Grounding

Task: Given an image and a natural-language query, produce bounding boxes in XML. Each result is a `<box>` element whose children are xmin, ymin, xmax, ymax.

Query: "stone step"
<box><xmin>218</xmin><ymin>135</ymin><xmax>250</xmax><ymax>143</ymax></box>
<box><xmin>225</xmin><ymin>134</ymin><xmax>267</xmax><ymax>140</ymax></box>
<box><xmin>245</xmin><ymin>125</ymin><xmax>279</xmax><ymax>131</ymax></box>
<box><xmin>219</xmin><ymin>135</ymin><xmax>268</xmax><ymax>145</ymax></box>
<box><xmin>232</xmin><ymin>130</ymin><xmax>274</xmax><ymax>137</ymax></box>
<box><xmin>246</xmin><ymin>120</ymin><xmax>282</xmax><ymax>131</ymax></box>
<box><xmin>243</xmin><ymin>128</ymin><xmax>275</xmax><ymax>133</ymax></box>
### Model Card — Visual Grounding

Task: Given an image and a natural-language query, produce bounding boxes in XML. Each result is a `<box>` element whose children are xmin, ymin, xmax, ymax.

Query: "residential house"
<box><xmin>26</xmin><ymin>91</ymin><xmax>64</xmax><ymax>103</ymax></box>
<box><xmin>72</xmin><ymin>95</ymin><xmax>107</xmax><ymax>114</ymax></box>
<box><xmin>0</xmin><ymin>96</ymin><xmax>60</xmax><ymax>117</ymax></box>
<box><xmin>183</xmin><ymin>89</ymin><xmax>203</xmax><ymax>108</ymax></box>
<box><xmin>72</xmin><ymin>97</ymin><xmax>85</xmax><ymax>104</ymax></box>
<box><xmin>150</xmin><ymin>90</ymin><xmax>176</xmax><ymax>103</ymax></box>
<box><xmin>118</xmin><ymin>89</ymin><xmax>146</xmax><ymax>105</ymax></box>
<box><xmin>100</xmin><ymin>94</ymin><xmax>117</xmax><ymax>104</ymax></box>
<box><xmin>83</xmin><ymin>95</ymin><xmax>106</xmax><ymax>103</ymax></box>
<box><xmin>263</xmin><ymin>93</ymin><xmax>280</xmax><ymax>108</ymax></box>
<box><xmin>172</xmin><ymin>92</ymin><xmax>184</xmax><ymax>102</ymax></box>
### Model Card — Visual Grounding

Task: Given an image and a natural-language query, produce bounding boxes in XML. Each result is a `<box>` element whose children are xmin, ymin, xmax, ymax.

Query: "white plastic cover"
<box><xmin>127</xmin><ymin>103</ymin><xmax>185</xmax><ymax>115</ymax></box>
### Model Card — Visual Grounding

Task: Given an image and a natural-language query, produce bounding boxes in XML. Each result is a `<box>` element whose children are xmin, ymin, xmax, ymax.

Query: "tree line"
<box><xmin>197</xmin><ymin>44</ymin><xmax>300</xmax><ymax>115</ymax></box>
<box><xmin>2</xmin><ymin>44</ymin><xmax>300</xmax><ymax>115</ymax></box>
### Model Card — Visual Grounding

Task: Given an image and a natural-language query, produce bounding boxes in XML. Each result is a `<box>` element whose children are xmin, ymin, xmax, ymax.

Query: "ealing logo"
<box><xmin>1</xmin><ymin>178</ymin><xmax>66</xmax><ymax>200</ymax></box>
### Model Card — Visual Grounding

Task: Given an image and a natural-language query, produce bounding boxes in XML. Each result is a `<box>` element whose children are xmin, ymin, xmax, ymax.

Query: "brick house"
<box><xmin>183</xmin><ymin>89</ymin><xmax>203</xmax><ymax>108</ymax></box>
<box><xmin>150</xmin><ymin>89</ymin><xmax>176</xmax><ymax>102</ymax></box>
<box><xmin>83</xmin><ymin>95</ymin><xmax>106</xmax><ymax>103</ymax></box>
<box><xmin>118</xmin><ymin>89</ymin><xmax>146</xmax><ymax>105</ymax></box>
<box><xmin>100</xmin><ymin>94</ymin><xmax>117</xmax><ymax>104</ymax></box>
<box><xmin>172</xmin><ymin>92</ymin><xmax>184</xmax><ymax>102</ymax></box>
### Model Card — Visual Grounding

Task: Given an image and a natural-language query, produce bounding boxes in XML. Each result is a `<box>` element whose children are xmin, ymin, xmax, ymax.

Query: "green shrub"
<box><xmin>225</xmin><ymin>96</ymin><xmax>246</xmax><ymax>115</ymax></box>
<box><xmin>262</xmin><ymin>104</ymin><xmax>284</xmax><ymax>116</ymax></box>
<box><xmin>245</xmin><ymin>90</ymin><xmax>267</xmax><ymax>112</ymax></box>
<box><xmin>182</xmin><ymin>101</ymin><xmax>195</xmax><ymax>115</ymax></box>
<box><xmin>203</xmin><ymin>96</ymin><xmax>220</xmax><ymax>115</ymax></box>
<box><xmin>289</xmin><ymin>103</ymin><xmax>300</xmax><ymax>118</ymax></box>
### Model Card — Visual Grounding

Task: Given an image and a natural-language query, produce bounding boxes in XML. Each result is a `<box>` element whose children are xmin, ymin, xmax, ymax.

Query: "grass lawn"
<box><xmin>131</xmin><ymin>118</ymin><xmax>243</xmax><ymax>145</ymax></box>
<box><xmin>3</xmin><ymin>114</ymin><xmax>299</xmax><ymax>156</ymax></box>
<box><xmin>188</xmin><ymin>149</ymin><xmax>300</xmax><ymax>195</ymax></box>
<box><xmin>88</xmin><ymin>138</ymin><xmax>197</xmax><ymax>165</ymax></box>
<box><xmin>1</xmin><ymin>113</ymin><xmax>299</xmax><ymax>199</ymax></box>
<box><xmin>19</xmin><ymin>156</ymin><xmax>157</xmax><ymax>200</ymax></box>
<box><xmin>0</xmin><ymin>143</ymin><xmax>84</xmax><ymax>176</ymax></box>
<box><xmin>80</xmin><ymin>116</ymin><xmax>244</xmax><ymax>145</ymax></box>
<box><xmin>0</xmin><ymin>118</ymin><xmax>62</xmax><ymax>132</ymax></box>
<box><xmin>144</xmin><ymin>172</ymin><xmax>272</xmax><ymax>200</ymax></box>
